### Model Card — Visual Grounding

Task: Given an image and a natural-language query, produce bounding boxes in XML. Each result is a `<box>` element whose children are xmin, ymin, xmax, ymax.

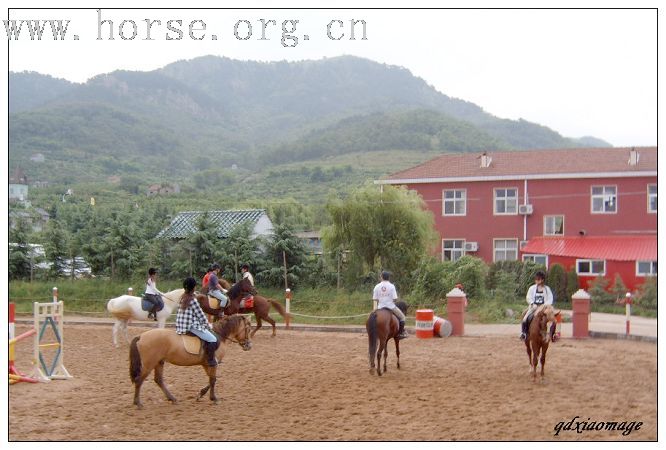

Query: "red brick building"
<box><xmin>377</xmin><ymin>147</ymin><xmax>657</xmax><ymax>291</ymax></box>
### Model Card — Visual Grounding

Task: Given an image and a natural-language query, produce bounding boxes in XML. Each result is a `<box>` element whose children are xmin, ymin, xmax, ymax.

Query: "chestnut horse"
<box><xmin>198</xmin><ymin>277</ymin><xmax>291</xmax><ymax>337</ymax></box>
<box><xmin>129</xmin><ymin>315</ymin><xmax>252</xmax><ymax>408</ymax></box>
<box><xmin>366</xmin><ymin>300</ymin><xmax>408</xmax><ymax>376</ymax></box>
<box><xmin>525</xmin><ymin>304</ymin><xmax>560</xmax><ymax>382</ymax></box>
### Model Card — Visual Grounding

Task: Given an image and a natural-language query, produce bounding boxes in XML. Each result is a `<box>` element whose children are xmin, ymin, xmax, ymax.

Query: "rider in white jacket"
<box><xmin>520</xmin><ymin>271</ymin><xmax>553</xmax><ymax>340</ymax></box>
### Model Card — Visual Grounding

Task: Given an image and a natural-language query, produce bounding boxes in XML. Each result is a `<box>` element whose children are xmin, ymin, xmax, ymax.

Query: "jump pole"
<box><xmin>8</xmin><ymin>303</ymin><xmax>39</xmax><ymax>384</ymax></box>
<box><xmin>32</xmin><ymin>301</ymin><xmax>72</xmax><ymax>382</ymax></box>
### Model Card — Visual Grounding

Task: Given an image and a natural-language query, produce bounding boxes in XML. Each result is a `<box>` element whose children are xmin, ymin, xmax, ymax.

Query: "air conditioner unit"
<box><xmin>464</xmin><ymin>241</ymin><xmax>478</xmax><ymax>252</ymax></box>
<box><xmin>520</xmin><ymin>240</ymin><xmax>529</xmax><ymax>249</ymax></box>
<box><xmin>518</xmin><ymin>204</ymin><xmax>533</xmax><ymax>215</ymax></box>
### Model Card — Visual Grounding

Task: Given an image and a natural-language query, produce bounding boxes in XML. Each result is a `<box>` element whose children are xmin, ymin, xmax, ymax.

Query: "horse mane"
<box><xmin>212</xmin><ymin>315</ymin><xmax>244</xmax><ymax>341</ymax></box>
<box><xmin>227</xmin><ymin>279</ymin><xmax>246</xmax><ymax>301</ymax></box>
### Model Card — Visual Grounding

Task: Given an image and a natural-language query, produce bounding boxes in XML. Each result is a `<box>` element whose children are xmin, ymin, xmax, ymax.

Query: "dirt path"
<box><xmin>9</xmin><ymin>324</ymin><xmax>657</xmax><ymax>441</ymax></box>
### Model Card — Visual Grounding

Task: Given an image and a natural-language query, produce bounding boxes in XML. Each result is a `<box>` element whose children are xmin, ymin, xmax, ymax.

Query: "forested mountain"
<box><xmin>9</xmin><ymin>55</ymin><xmax>611</xmax><ymax>186</ymax></box>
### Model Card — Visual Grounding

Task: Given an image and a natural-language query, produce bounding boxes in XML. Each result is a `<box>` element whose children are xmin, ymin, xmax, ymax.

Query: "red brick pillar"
<box><xmin>572</xmin><ymin>289</ymin><xmax>591</xmax><ymax>339</ymax></box>
<box><xmin>446</xmin><ymin>288</ymin><xmax>466</xmax><ymax>336</ymax></box>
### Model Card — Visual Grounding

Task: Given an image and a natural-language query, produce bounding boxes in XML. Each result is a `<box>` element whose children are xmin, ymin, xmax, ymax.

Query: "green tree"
<box><xmin>257</xmin><ymin>223</ymin><xmax>308</xmax><ymax>289</ymax></box>
<box><xmin>323</xmin><ymin>184</ymin><xmax>437</xmax><ymax>286</ymax></box>
<box><xmin>587</xmin><ymin>275</ymin><xmax>614</xmax><ymax>305</ymax></box>
<box><xmin>9</xmin><ymin>218</ymin><xmax>33</xmax><ymax>280</ymax></box>
<box><xmin>565</xmin><ymin>268</ymin><xmax>579</xmax><ymax>302</ymax></box>
<box><xmin>635</xmin><ymin>278</ymin><xmax>657</xmax><ymax>309</ymax></box>
<box><xmin>610</xmin><ymin>274</ymin><xmax>628</xmax><ymax>304</ymax></box>
<box><xmin>547</xmin><ymin>264</ymin><xmax>567</xmax><ymax>304</ymax></box>
<box><xmin>43</xmin><ymin>219</ymin><xmax>70</xmax><ymax>279</ymax></box>
<box><xmin>175</xmin><ymin>212</ymin><xmax>224</xmax><ymax>278</ymax></box>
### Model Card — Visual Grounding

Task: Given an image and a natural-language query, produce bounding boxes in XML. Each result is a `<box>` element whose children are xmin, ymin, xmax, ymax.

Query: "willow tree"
<box><xmin>323</xmin><ymin>184</ymin><xmax>437</xmax><ymax>286</ymax></box>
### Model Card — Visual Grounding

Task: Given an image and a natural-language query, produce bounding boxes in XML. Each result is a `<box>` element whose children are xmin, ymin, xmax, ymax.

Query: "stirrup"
<box><xmin>398</xmin><ymin>331</ymin><xmax>408</xmax><ymax>340</ymax></box>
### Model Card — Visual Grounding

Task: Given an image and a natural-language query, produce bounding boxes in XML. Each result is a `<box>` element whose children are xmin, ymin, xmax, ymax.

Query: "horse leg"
<box><xmin>540</xmin><ymin>346</ymin><xmax>548</xmax><ymax>381</ymax></box>
<box><xmin>531</xmin><ymin>344</ymin><xmax>539</xmax><ymax>381</ymax></box>
<box><xmin>394</xmin><ymin>337</ymin><xmax>401</xmax><ymax>370</ymax></box>
<box><xmin>526</xmin><ymin>342</ymin><xmax>533</xmax><ymax>374</ymax></box>
<box><xmin>133</xmin><ymin>370</ymin><xmax>150</xmax><ymax>409</ymax></box>
<box><xmin>122</xmin><ymin>321</ymin><xmax>131</xmax><ymax>345</ymax></box>
<box><xmin>377</xmin><ymin>340</ymin><xmax>386</xmax><ymax>376</ymax></box>
<box><xmin>251</xmin><ymin>316</ymin><xmax>262</xmax><ymax>338</ymax></box>
<box><xmin>263</xmin><ymin>314</ymin><xmax>277</xmax><ymax>337</ymax></box>
<box><xmin>112</xmin><ymin>321</ymin><xmax>120</xmax><ymax>348</ymax></box>
<box><xmin>203</xmin><ymin>365</ymin><xmax>220</xmax><ymax>404</ymax></box>
<box><xmin>383</xmin><ymin>339</ymin><xmax>389</xmax><ymax>373</ymax></box>
<box><xmin>197</xmin><ymin>384</ymin><xmax>211</xmax><ymax>401</ymax></box>
<box><xmin>153</xmin><ymin>360</ymin><xmax>177</xmax><ymax>403</ymax></box>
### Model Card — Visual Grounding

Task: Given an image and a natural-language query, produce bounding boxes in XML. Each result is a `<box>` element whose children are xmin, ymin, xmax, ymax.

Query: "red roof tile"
<box><xmin>521</xmin><ymin>235</ymin><xmax>657</xmax><ymax>261</ymax></box>
<box><xmin>383</xmin><ymin>147</ymin><xmax>657</xmax><ymax>182</ymax></box>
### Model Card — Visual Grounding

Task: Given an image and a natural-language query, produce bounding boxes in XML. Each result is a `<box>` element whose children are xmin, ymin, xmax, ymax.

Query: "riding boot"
<box><xmin>151</xmin><ymin>308</ymin><xmax>158</xmax><ymax>321</ymax></box>
<box><xmin>520</xmin><ymin>321</ymin><xmax>528</xmax><ymax>340</ymax></box>
<box><xmin>397</xmin><ymin>321</ymin><xmax>408</xmax><ymax>339</ymax></box>
<box><xmin>204</xmin><ymin>341</ymin><xmax>218</xmax><ymax>367</ymax></box>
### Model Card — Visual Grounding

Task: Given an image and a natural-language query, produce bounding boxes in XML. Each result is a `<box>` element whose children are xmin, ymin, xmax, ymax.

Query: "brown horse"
<box><xmin>366</xmin><ymin>300</ymin><xmax>408</xmax><ymax>376</ymax></box>
<box><xmin>129</xmin><ymin>315</ymin><xmax>252</xmax><ymax>408</ymax></box>
<box><xmin>525</xmin><ymin>305</ymin><xmax>560</xmax><ymax>382</ymax></box>
<box><xmin>198</xmin><ymin>277</ymin><xmax>291</xmax><ymax>337</ymax></box>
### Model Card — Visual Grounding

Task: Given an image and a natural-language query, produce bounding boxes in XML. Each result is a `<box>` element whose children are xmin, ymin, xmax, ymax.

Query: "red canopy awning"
<box><xmin>521</xmin><ymin>235</ymin><xmax>657</xmax><ymax>261</ymax></box>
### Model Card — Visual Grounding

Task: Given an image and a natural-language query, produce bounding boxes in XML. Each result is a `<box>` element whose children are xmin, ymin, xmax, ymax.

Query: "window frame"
<box><xmin>647</xmin><ymin>184</ymin><xmax>657</xmax><ymax>214</ymax></box>
<box><xmin>522</xmin><ymin>254</ymin><xmax>549</xmax><ymax>266</ymax></box>
<box><xmin>636</xmin><ymin>260</ymin><xmax>657</xmax><ymax>277</ymax></box>
<box><xmin>493</xmin><ymin>238</ymin><xmax>519</xmax><ymax>262</ymax></box>
<box><xmin>543</xmin><ymin>215</ymin><xmax>564</xmax><ymax>236</ymax></box>
<box><xmin>590</xmin><ymin>185</ymin><xmax>618</xmax><ymax>214</ymax></box>
<box><xmin>576</xmin><ymin>259</ymin><xmax>606</xmax><ymax>276</ymax></box>
<box><xmin>442</xmin><ymin>239</ymin><xmax>466</xmax><ymax>262</ymax></box>
<box><xmin>493</xmin><ymin>187</ymin><xmax>519</xmax><ymax>215</ymax></box>
<box><xmin>442</xmin><ymin>189</ymin><xmax>467</xmax><ymax>216</ymax></box>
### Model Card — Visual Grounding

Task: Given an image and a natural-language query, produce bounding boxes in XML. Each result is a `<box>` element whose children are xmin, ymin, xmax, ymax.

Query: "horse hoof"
<box><xmin>212</xmin><ymin>399</ymin><xmax>220</xmax><ymax>405</ymax></box>
<box><xmin>135</xmin><ymin>403</ymin><xmax>143</xmax><ymax>410</ymax></box>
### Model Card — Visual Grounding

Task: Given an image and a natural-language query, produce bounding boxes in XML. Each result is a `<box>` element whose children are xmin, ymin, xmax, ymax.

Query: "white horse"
<box><xmin>107</xmin><ymin>289</ymin><xmax>184</xmax><ymax>348</ymax></box>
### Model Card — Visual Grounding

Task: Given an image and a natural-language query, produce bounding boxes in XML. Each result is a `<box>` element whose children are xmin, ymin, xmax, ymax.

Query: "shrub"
<box><xmin>565</xmin><ymin>268</ymin><xmax>579</xmax><ymax>302</ymax></box>
<box><xmin>587</xmin><ymin>275</ymin><xmax>614</xmax><ymax>305</ymax></box>
<box><xmin>635</xmin><ymin>278</ymin><xmax>657</xmax><ymax>310</ymax></box>
<box><xmin>610</xmin><ymin>274</ymin><xmax>628</xmax><ymax>304</ymax></box>
<box><xmin>518</xmin><ymin>261</ymin><xmax>547</xmax><ymax>298</ymax></box>
<box><xmin>547</xmin><ymin>264</ymin><xmax>567</xmax><ymax>304</ymax></box>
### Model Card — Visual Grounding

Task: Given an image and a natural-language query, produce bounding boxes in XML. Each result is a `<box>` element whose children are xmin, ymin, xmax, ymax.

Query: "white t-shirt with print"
<box><xmin>373</xmin><ymin>281</ymin><xmax>398</xmax><ymax>309</ymax></box>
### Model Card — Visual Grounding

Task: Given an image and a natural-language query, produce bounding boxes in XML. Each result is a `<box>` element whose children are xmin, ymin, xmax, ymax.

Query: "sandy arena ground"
<box><xmin>9</xmin><ymin>323</ymin><xmax>657</xmax><ymax>441</ymax></box>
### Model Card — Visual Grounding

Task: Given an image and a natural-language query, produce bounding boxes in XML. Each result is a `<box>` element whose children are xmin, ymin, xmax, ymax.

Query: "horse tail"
<box><xmin>267</xmin><ymin>299</ymin><xmax>292</xmax><ymax>326</ymax></box>
<box><xmin>367</xmin><ymin>311</ymin><xmax>378</xmax><ymax>360</ymax></box>
<box><xmin>129</xmin><ymin>336</ymin><xmax>142</xmax><ymax>384</ymax></box>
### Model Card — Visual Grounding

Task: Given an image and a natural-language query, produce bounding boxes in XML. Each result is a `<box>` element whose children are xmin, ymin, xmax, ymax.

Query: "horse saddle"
<box><xmin>240</xmin><ymin>296</ymin><xmax>254</xmax><ymax>309</ymax></box>
<box><xmin>141</xmin><ymin>295</ymin><xmax>164</xmax><ymax>313</ymax></box>
<box><xmin>182</xmin><ymin>335</ymin><xmax>202</xmax><ymax>355</ymax></box>
<box><xmin>208</xmin><ymin>296</ymin><xmax>221</xmax><ymax>309</ymax></box>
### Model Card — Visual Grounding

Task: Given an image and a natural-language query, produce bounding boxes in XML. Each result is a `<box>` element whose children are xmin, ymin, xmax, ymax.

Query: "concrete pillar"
<box><xmin>571</xmin><ymin>289</ymin><xmax>591</xmax><ymax>339</ymax></box>
<box><xmin>446</xmin><ymin>287</ymin><xmax>466</xmax><ymax>336</ymax></box>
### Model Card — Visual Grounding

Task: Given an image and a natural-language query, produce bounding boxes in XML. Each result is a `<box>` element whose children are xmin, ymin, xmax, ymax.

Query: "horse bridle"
<box><xmin>221</xmin><ymin>317</ymin><xmax>252</xmax><ymax>349</ymax></box>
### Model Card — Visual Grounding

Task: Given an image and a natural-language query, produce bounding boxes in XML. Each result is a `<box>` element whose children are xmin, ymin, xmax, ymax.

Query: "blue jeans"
<box><xmin>210</xmin><ymin>290</ymin><xmax>229</xmax><ymax>308</ymax></box>
<box><xmin>189</xmin><ymin>328</ymin><xmax>217</xmax><ymax>343</ymax></box>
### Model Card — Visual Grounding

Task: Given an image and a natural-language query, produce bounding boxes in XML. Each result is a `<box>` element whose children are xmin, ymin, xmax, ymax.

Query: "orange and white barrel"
<box><xmin>433</xmin><ymin>316</ymin><xmax>452</xmax><ymax>338</ymax></box>
<box><xmin>415</xmin><ymin>309</ymin><xmax>434</xmax><ymax>339</ymax></box>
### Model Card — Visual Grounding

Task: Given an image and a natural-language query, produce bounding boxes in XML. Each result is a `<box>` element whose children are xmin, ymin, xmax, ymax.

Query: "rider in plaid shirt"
<box><xmin>177</xmin><ymin>277</ymin><xmax>219</xmax><ymax>366</ymax></box>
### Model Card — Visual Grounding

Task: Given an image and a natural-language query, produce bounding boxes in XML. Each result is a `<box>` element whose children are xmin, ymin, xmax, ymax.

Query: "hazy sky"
<box><xmin>6</xmin><ymin>7</ymin><xmax>657</xmax><ymax>146</ymax></box>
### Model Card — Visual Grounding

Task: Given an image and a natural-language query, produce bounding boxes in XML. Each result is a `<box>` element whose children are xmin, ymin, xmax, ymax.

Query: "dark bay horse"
<box><xmin>525</xmin><ymin>305</ymin><xmax>560</xmax><ymax>382</ymax></box>
<box><xmin>129</xmin><ymin>315</ymin><xmax>252</xmax><ymax>408</ymax></box>
<box><xmin>197</xmin><ymin>277</ymin><xmax>291</xmax><ymax>337</ymax></box>
<box><xmin>366</xmin><ymin>300</ymin><xmax>408</xmax><ymax>376</ymax></box>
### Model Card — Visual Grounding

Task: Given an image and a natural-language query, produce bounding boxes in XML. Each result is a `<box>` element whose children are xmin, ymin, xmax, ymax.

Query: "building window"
<box><xmin>648</xmin><ymin>184</ymin><xmax>657</xmax><ymax>213</ymax></box>
<box><xmin>523</xmin><ymin>254</ymin><xmax>548</xmax><ymax>266</ymax></box>
<box><xmin>543</xmin><ymin>216</ymin><xmax>564</xmax><ymax>236</ymax></box>
<box><xmin>442</xmin><ymin>239</ymin><xmax>465</xmax><ymax>262</ymax></box>
<box><xmin>494</xmin><ymin>239</ymin><xmax>518</xmax><ymax>261</ymax></box>
<box><xmin>636</xmin><ymin>261</ymin><xmax>657</xmax><ymax>276</ymax></box>
<box><xmin>591</xmin><ymin>185</ymin><xmax>617</xmax><ymax>213</ymax></box>
<box><xmin>442</xmin><ymin>189</ymin><xmax>466</xmax><ymax>216</ymax></box>
<box><xmin>576</xmin><ymin>259</ymin><xmax>606</xmax><ymax>275</ymax></box>
<box><xmin>494</xmin><ymin>188</ymin><xmax>518</xmax><ymax>215</ymax></box>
